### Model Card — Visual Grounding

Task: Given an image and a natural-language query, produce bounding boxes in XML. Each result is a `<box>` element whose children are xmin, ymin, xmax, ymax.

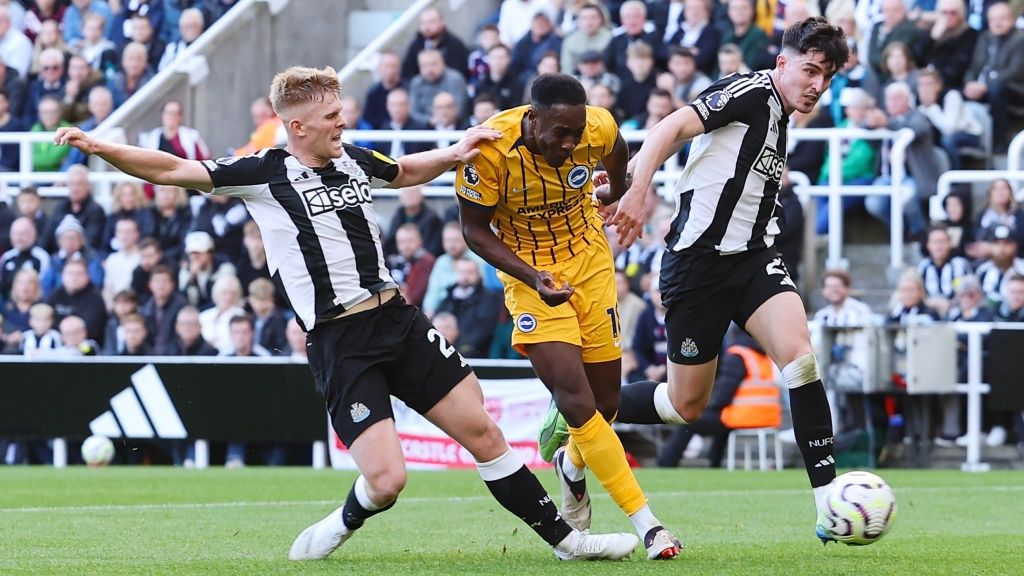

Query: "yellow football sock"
<box><xmin>568</xmin><ymin>411</ymin><xmax>647</xmax><ymax>516</ymax></box>
<box><xmin>565</xmin><ymin>411</ymin><xmax>617</xmax><ymax>468</ymax></box>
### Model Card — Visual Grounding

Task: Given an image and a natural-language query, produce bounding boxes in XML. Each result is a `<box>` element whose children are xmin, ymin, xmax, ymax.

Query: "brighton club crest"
<box><xmin>350</xmin><ymin>402</ymin><xmax>371</xmax><ymax>423</ymax></box>
<box><xmin>680</xmin><ymin>338</ymin><xmax>699</xmax><ymax>358</ymax></box>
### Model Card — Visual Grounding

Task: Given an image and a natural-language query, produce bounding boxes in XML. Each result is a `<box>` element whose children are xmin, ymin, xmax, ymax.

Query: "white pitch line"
<box><xmin>1</xmin><ymin>485</ymin><xmax>1021</xmax><ymax>514</ymax></box>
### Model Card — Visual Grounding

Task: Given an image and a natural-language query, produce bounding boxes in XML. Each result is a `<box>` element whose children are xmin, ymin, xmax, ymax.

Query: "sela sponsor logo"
<box><xmin>753</xmin><ymin>144</ymin><xmax>786</xmax><ymax>183</ymax></box>
<box><xmin>516</xmin><ymin>313</ymin><xmax>538</xmax><ymax>333</ymax></box>
<box><xmin>566</xmin><ymin>165</ymin><xmax>591</xmax><ymax>189</ymax></box>
<box><xmin>694</xmin><ymin>98</ymin><xmax>710</xmax><ymax>120</ymax></box>
<box><xmin>350</xmin><ymin>402</ymin><xmax>371</xmax><ymax>423</ymax></box>
<box><xmin>705</xmin><ymin>90</ymin><xmax>731</xmax><ymax>112</ymax></box>
<box><xmin>808</xmin><ymin>436</ymin><xmax>834</xmax><ymax>448</ymax></box>
<box><xmin>301</xmin><ymin>180</ymin><xmax>372</xmax><ymax>217</ymax></box>
<box><xmin>680</xmin><ymin>338</ymin><xmax>699</xmax><ymax>358</ymax></box>
<box><xmin>462</xmin><ymin>163</ymin><xmax>481</xmax><ymax>186</ymax></box>
<box><xmin>89</xmin><ymin>365</ymin><xmax>187</xmax><ymax>439</ymax></box>
<box><xmin>459</xmin><ymin>186</ymin><xmax>482</xmax><ymax>200</ymax></box>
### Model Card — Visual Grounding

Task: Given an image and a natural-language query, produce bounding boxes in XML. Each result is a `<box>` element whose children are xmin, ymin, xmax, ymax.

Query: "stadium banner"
<box><xmin>327</xmin><ymin>376</ymin><xmax>552</xmax><ymax>470</ymax></box>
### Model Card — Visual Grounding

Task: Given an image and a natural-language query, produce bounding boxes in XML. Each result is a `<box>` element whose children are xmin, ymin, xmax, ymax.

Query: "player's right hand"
<box><xmin>54</xmin><ymin>127</ymin><xmax>100</xmax><ymax>154</ymax></box>
<box><xmin>535</xmin><ymin>271</ymin><xmax>574</xmax><ymax>307</ymax></box>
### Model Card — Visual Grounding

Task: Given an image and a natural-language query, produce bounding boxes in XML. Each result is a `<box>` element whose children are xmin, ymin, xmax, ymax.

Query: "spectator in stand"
<box><xmin>825</xmin><ymin>38</ymin><xmax>880</xmax><ymax>125</ymax></box>
<box><xmin>673</xmin><ymin>0</ymin><xmax>720</xmax><ymax>76</ymax></box>
<box><xmin>511</xmin><ymin>11</ymin><xmax>562</xmax><ymax>83</ymax></box>
<box><xmin>149</xmin><ymin>185</ymin><xmax>191</xmax><ymax>263</ymax></box>
<box><xmin>917</xmin><ymin>0</ymin><xmax>977</xmax><ymax>91</ymax></box>
<box><xmin>878</xmin><ymin>41</ymin><xmax>918</xmax><ymax>95</ymax></box>
<box><xmin>1</xmin><ymin>268</ymin><xmax>40</xmax><ymax>346</ymax></box>
<box><xmin>605</xmin><ymin>1</ymin><xmax>664</xmax><ymax>77</ymax></box>
<box><xmin>662</xmin><ymin>46</ymin><xmax>711</xmax><ymax>108</ymax></box>
<box><xmin>1</xmin><ymin>217</ymin><xmax>49</xmax><ymax>301</ymax></box>
<box><xmin>29</xmin><ymin>19</ymin><xmax>69</xmax><ymax>79</ymax></box>
<box><xmin>940</xmin><ymin>193</ymin><xmax>973</xmax><ymax>256</ymax></box>
<box><xmin>560</xmin><ymin>2</ymin><xmax>612</xmax><ymax>75</ymax></box>
<box><xmin>246</xmin><ymin>277</ymin><xmax>286</xmax><ymax>354</ymax></box>
<box><xmin>158</xmin><ymin>8</ymin><xmax>203</xmax><ymax>71</ymax></box>
<box><xmin>916</xmin><ymin>70</ymin><xmax>985</xmax><ymax>171</ymax></box>
<box><xmin>917</xmin><ymin>225</ymin><xmax>973</xmax><ymax>316</ymax></box>
<box><xmin>164</xmin><ymin>305</ymin><xmax>217</xmax><ymax>355</ymax></box>
<box><xmin>102</xmin><ymin>182</ymin><xmax>155</xmax><ymax>253</ymax></box>
<box><xmin>586</xmin><ymin>81</ymin><xmax>622</xmax><ymax>123</ymax></box>
<box><xmin>775</xmin><ymin>173</ymin><xmax>805</xmax><ymax>283</ymax></box>
<box><xmin>963</xmin><ymin>2</ymin><xmax>1024</xmax><ymax>149</ymax></box>
<box><xmin>40</xmin><ymin>215</ymin><xmax>104</xmax><ymax>297</ymax></box>
<box><xmin>615</xmin><ymin>270</ymin><xmax>646</xmax><ymax>380</ymax></box>
<box><xmin>126</xmin><ymin>14</ymin><xmax>165</xmax><ymax>72</ymax></box>
<box><xmin>232</xmin><ymin>97</ymin><xmax>283</xmax><ymax>155</ymax></box>
<box><xmin>813</xmin><ymin>269</ymin><xmax>875</xmax><ymax>326</ymax></box>
<box><xmin>387</xmin><ymin>223</ymin><xmax>436</xmax><ymax>308</ymax></box>
<box><xmin>431</xmin><ymin>311</ymin><xmax>459</xmax><ymax>348</ymax></box>
<box><xmin>721</xmin><ymin>0</ymin><xmax>771</xmax><ymax>71</ymax></box>
<box><xmin>468</xmin><ymin>24</ymin><xmax>501</xmax><ymax>86</ymax></box>
<box><xmin>408</xmin><ymin>48</ymin><xmax>467</xmax><ymax>127</ymax></box>
<box><xmin>383</xmin><ymin>185</ymin><xmax>443</xmax><ymax>257</ymax></box>
<box><xmin>621</xmin><ymin>87</ymin><xmax>673</xmax><ymax>133</ymax></box>
<box><xmin>43</xmin><ymin>166</ymin><xmax>105</xmax><ymax>251</ymax></box>
<box><xmin>30</xmin><ymin>95</ymin><xmax>70</xmax><ymax>171</ymax></box>
<box><xmin>864</xmin><ymin>82</ymin><xmax>943</xmax><ymax>239</ymax></box>
<box><xmin>468</xmin><ymin>92</ymin><xmax>499</xmax><ymax>127</ymax></box>
<box><xmin>178</xmin><ymin>231</ymin><xmax>233</xmax><ymax>310</ymax></box>
<box><xmin>198</xmin><ymin>274</ymin><xmax>244</xmax><ymax>353</ymax></box>
<box><xmin>54</xmin><ymin>314</ymin><xmax>98</xmax><ymax>356</ymax></box>
<box><xmin>630</xmin><ymin>277</ymin><xmax>667</xmax><ymax>383</ymax></box>
<box><xmin>616</xmin><ymin>41</ymin><xmax>656</xmax><ymax>121</ymax></box>
<box><xmin>115</xmin><ymin>312</ymin><xmax>152</xmax><ymax>356</ymax></box>
<box><xmin>141</xmin><ymin>262</ymin><xmax>185</xmax><ymax>352</ymax></box>
<box><xmin>130</xmin><ymin>237</ymin><xmax>164</xmax><ymax>300</ymax></box>
<box><xmin>994</xmin><ymin>273</ymin><xmax>1024</xmax><ymax>321</ymax></box>
<box><xmin>422</xmin><ymin>221</ymin><xmax>485</xmax><ymax>318</ymax></box>
<box><xmin>372</xmin><ymin>87</ymin><xmax>432</xmax><ymax>158</ymax></box>
<box><xmin>575</xmin><ymin>48</ymin><xmax>621</xmax><ymax>95</ymax></box>
<box><xmin>970</xmin><ymin>180</ymin><xmax>1024</xmax><ymax>259</ymax></box>
<box><xmin>474</xmin><ymin>44</ymin><xmax>524</xmax><ymax>111</ymax></box>
<box><xmin>70</xmin><ymin>12</ymin><xmax>117</xmax><ymax>74</ymax></box>
<box><xmin>63</xmin><ymin>0</ymin><xmax>115</xmax><ymax>44</ymax></box>
<box><xmin>436</xmin><ymin>258</ymin><xmax>501</xmax><ymax>358</ymax></box>
<box><xmin>190</xmin><ymin>192</ymin><xmax>248</xmax><ymax>261</ymax></box>
<box><xmin>517</xmin><ymin>50</ymin><xmax>559</xmax><ymax>104</ymax></box>
<box><xmin>48</xmin><ymin>255</ymin><xmax>107</xmax><ymax>343</ymax></box>
<box><xmin>363</xmin><ymin>52</ymin><xmax>402</xmax><ymax>130</ymax></box>
<box><xmin>0</xmin><ymin>89</ymin><xmax>25</xmax><ymax>171</ymax></box>
<box><xmin>0</xmin><ymin>6</ymin><xmax>32</xmax><ymax>78</ymax></box>
<box><xmin>102</xmin><ymin>218</ymin><xmax>141</xmax><ymax>306</ymax></box>
<box><xmin>401</xmin><ymin>7</ymin><xmax>469</xmax><ymax>81</ymax></box>
<box><xmin>867</xmin><ymin>0</ymin><xmax>919</xmax><ymax>76</ymax></box>
<box><xmin>197</xmin><ymin>0</ymin><xmax>239</xmax><ymax>25</ymax></box>
<box><xmin>947</xmin><ymin>275</ymin><xmax>993</xmax><ymax>323</ymax></box>
<box><xmin>102</xmin><ymin>288</ymin><xmax>138</xmax><ymax>354</ymax></box>
<box><xmin>715</xmin><ymin>43</ymin><xmax>748</xmax><ymax>79</ymax></box>
<box><xmin>816</xmin><ymin>88</ymin><xmax>879</xmax><ymax>234</ymax></box>
<box><xmin>24</xmin><ymin>0</ymin><xmax>67</xmax><ymax>44</ymax></box>
<box><xmin>222</xmin><ymin>314</ymin><xmax>278</xmax><ymax>468</ymax></box>
<box><xmin>61</xmin><ymin>85</ymin><xmax>114</xmax><ymax>168</ymax></box>
<box><xmin>786</xmin><ymin>102</ymin><xmax>833</xmax><ymax>186</ymax></box>
<box><xmin>283</xmin><ymin>317</ymin><xmax>305</xmax><ymax>359</ymax></box>
<box><xmin>429</xmin><ymin>91</ymin><xmax>465</xmax><ymax>148</ymax></box>
<box><xmin>498</xmin><ymin>0</ymin><xmax>557</xmax><ymax>47</ymax></box>
<box><xmin>61</xmin><ymin>55</ymin><xmax>105</xmax><ymax>125</ymax></box>
<box><xmin>975</xmin><ymin>225</ymin><xmax>1024</xmax><ymax>305</ymax></box>
<box><xmin>14</xmin><ymin>188</ymin><xmax>47</xmax><ymax>247</ymax></box>
<box><xmin>0</xmin><ymin>56</ymin><xmax>25</xmax><ymax>118</ymax></box>
<box><xmin>108</xmin><ymin>42</ymin><xmax>153</xmax><ymax>107</ymax></box>
<box><xmin>17</xmin><ymin>302</ymin><xmax>61</xmax><ymax>356</ymax></box>
<box><xmin>340</xmin><ymin>95</ymin><xmax>373</xmax><ymax>149</ymax></box>
<box><xmin>888</xmin><ymin>269</ymin><xmax>941</xmax><ymax>324</ymax></box>
<box><xmin>236</xmin><ymin>220</ymin><xmax>271</xmax><ymax>296</ymax></box>
<box><xmin>139</xmin><ymin>100</ymin><xmax>210</xmax><ymax>161</ymax></box>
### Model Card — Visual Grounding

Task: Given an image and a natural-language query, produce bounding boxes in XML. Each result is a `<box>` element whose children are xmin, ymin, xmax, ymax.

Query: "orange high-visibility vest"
<box><xmin>720</xmin><ymin>345</ymin><xmax>782</xmax><ymax>429</ymax></box>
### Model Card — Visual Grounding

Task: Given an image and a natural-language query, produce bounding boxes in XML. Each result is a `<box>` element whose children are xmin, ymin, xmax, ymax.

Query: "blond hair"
<box><xmin>268</xmin><ymin>66</ymin><xmax>341</xmax><ymax>117</ymax></box>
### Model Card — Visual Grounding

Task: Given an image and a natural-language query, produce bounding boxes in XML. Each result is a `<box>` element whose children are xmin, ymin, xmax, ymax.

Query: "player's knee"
<box><xmin>554</xmin><ymin>392</ymin><xmax>598</xmax><ymax>428</ymax></box>
<box><xmin>461</xmin><ymin>410</ymin><xmax>508</xmax><ymax>461</ymax></box>
<box><xmin>594</xmin><ymin>390</ymin><xmax>620</xmax><ymax>422</ymax></box>
<box><xmin>678</xmin><ymin>400</ymin><xmax>708</xmax><ymax>424</ymax></box>
<box><xmin>782</xmin><ymin>352</ymin><xmax>820</xmax><ymax>389</ymax></box>
<box><xmin>365</xmin><ymin>466</ymin><xmax>407</xmax><ymax>502</ymax></box>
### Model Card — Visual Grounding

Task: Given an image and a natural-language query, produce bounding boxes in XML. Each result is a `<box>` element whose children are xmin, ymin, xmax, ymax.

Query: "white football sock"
<box><xmin>560</xmin><ymin>451</ymin><xmax>585</xmax><ymax>482</ymax></box>
<box><xmin>628</xmin><ymin>504</ymin><xmax>660</xmax><ymax>537</ymax></box>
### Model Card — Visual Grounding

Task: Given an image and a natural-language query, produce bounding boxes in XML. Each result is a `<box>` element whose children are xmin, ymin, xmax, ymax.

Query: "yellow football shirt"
<box><xmin>455</xmin><ymin>105</ymin><xmax>619</xmax><ymax>266</ymax></box>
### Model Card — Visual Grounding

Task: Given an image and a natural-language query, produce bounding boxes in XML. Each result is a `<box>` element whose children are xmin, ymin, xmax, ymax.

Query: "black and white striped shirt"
<box><xmin>916</xmin><ymin>256</ymin><xmax>972</xmax><ymax>300</ymax></box>
<box><xmin>975</xmin><ymin>258</ymin><xmax>1024</xmax><ymax>304</ymax></box>
<box><xmin>668</xmin><ymin>71</ymin><xmax>788</xmax><ymax>255</ymax></box>
<box><xmin>201</xmin><ymin>145</ymin><xmax>401</xmax><ymax>331</ymax></box>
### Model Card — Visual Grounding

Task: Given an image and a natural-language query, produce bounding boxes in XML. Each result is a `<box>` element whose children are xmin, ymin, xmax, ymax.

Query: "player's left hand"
<box><xmin>451</xmin><ymin>126</ymin><xmax>503</xmax><ymax>163</ymax></box>
<box><xmin>609</xmin><ymin>188</ymin><xmax>646</xmax><ymax>248</ymax></box>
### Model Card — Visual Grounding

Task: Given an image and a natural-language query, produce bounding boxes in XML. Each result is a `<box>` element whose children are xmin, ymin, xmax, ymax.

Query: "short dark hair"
<box><xmin>139</xmin><ymin>237</ymin><xmax>162</xmax><ymax>252</ymax></box>
<box><xmin>531</xmin><ymin>73</ymin><xmax>587</xmax><ymax>109</ymax></box>
<box><xmin>927</xmin><ymin>223</ymin><xmax>950</xmax><ymax>239</ymax></box>
<box><xmin>649</xmin><ymin>88</ymin><xmax>672</xmax><ymax>100</ymax></box>
<box><xmin>822</xmin><ymin>269</ymin><xmax>851</xmax><ymax>288</ymax></box>
<box><xmin>150</xmin><ymin>264</ymin><xmax>175</xmax><ymax>282</ymax></box>
<box><xmin>229</xmin><ymin>314</ymin><xmax>254</xmax><ymax>330</ymax></box>
<box><xmin>668</xmin><ymin>46</ymin><xmax>696</xmax><ymax>61</ymax></box>
<box><xmin>781</xmin><ymin>16</ymin><xmax>850</xmax><ymax>73</ymax></box>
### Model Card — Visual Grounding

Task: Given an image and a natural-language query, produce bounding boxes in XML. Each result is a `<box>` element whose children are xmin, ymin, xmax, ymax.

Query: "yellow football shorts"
<box><xmin>498</xmin><ymin>233</ymin><xmax>622</xmax><ymax>363</ymax></box>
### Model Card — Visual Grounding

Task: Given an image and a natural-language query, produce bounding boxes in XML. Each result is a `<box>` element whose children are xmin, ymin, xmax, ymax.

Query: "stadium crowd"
<box><xmin>1</xmin><ymin>0</ymin><xmax>1024</xmax><ymax>464</ymax></box>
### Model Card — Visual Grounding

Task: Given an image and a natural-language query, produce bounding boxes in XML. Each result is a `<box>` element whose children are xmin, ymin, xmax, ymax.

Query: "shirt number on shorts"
<box><xmin>606</xmin><ymin>307</ymin><xmax>622</xmax><ymax>347</ymax></box>
<box><xmin>427</xmin><ymin>328</ymin><xmax>468</xmax><ymax>367</ymax></box>
<box><xmin>766</xmin><ymin>257</ymin><xmax>796</xmax><ymax>288</ymax></box>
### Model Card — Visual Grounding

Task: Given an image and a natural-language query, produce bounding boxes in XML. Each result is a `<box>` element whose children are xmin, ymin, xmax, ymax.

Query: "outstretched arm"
<box><xmin>594</xmin><ymin>132</ymin><xmax>630</xmax><ymax>206</ymax></box>
<box><xmin>386</xmin><ymin>126</ymin><xmax>503</xmax><ymax>189</ymax></box>
<box><xmin>55</xmin><ymin>127</ymin><xmax>214</xmax><ymax>192</ymax></box>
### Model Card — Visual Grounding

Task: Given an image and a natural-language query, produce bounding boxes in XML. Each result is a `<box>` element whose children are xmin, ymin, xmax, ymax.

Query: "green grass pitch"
<box><xmin>0</xmin><ymin>467</ymin><xmax>1021</xmax><ymax>575</ymax></box>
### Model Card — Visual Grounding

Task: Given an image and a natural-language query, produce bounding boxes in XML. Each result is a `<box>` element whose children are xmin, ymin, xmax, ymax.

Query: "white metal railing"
<box><xmin>1008</xmin><ymin>130</ymin><xmax>1024</xmax><ymax>174</ymax></box>
<box><xmin>337</xmin><ymin>0</ymin><xmax>438</xmax><ymax>83</ymax></box>
<box><xmin>930</xmin><ymin>169</ymin><xmax>1024</xmax><ymax>221</ymax></box>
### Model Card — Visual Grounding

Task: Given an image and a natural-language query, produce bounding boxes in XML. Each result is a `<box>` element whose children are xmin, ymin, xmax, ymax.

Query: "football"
<box><xmin>820</xmin><ymin>471</ymin><xmax>897</xmax><ymax>545</ymax></box>
<box><xmin>81</xmin><ymin>435</ymin><xmax>115</xmax><ymax>467</ymax></box>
